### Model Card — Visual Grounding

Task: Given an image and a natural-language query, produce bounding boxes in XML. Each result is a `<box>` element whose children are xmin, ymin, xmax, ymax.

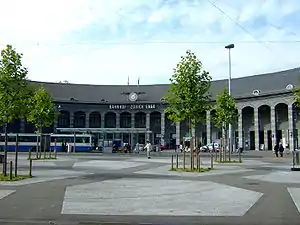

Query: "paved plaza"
<box><xmin>0</xmin><ymin>151</ymin><xmax>300</xmax><ymax>224</ymax></box>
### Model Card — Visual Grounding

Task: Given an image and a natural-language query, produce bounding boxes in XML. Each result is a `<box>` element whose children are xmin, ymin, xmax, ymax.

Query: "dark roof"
<box><xmin>30</xmin><ymin>67</ymin><xmax>300</xmax><ymax>104</ymax></box>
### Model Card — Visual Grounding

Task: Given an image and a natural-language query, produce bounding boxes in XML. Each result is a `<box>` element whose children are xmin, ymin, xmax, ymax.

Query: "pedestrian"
<box><xmin>274</xmin><ymin>143</ymin><xmax>279</xmax><ymax>157</ymax></box>
<box><xmin>279</xmin><ymin>142</ymin><xmax>284</xmax><ymax>157</ymax></box>
<box><xmin>144</xmin><ymin>140</ymin><xmax>152</xmax><ymax>159</ymax></box>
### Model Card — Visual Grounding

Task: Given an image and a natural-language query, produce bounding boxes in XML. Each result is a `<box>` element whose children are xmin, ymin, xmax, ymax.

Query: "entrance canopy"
<box><xmin>56</xmin><ymin>128</ymin><xmax>152</xmax><ymax>134</ymax></box>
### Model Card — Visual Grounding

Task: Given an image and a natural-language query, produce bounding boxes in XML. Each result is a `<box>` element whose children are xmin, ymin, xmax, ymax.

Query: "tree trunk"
<box><xmin>183</xmin><ymin>137</ymin><xmax>186</xmax><ymax>169</ymax></box>
<box><xmin>3</xmin><ymin>123</ymin><xmax>8</xmax><ymax>176</ymax></box>
<box><xmin>36</xmin><ymin>135</ymin><xmax>39</xmax><ymax>159</ymax></box>
<box><xmin>39</xmin><ymin>129</ymin><xmax>42</xmax><ymax>159</ymax></box>
<box><xmin>14</xmin><ymin>133</ymin><xmax>19</xmax><ymax>177</ymax></box>
<box><xmin>228</xmin><ymin>125</ymin><xmax>231</xmax><ymax>162</ymax></box>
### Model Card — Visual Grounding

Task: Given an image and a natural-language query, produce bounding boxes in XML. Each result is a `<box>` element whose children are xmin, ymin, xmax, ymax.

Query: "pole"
<box><xmin>3</xmin><ymin>123</ymin><xmax>8</xmax><ymax>176</ymax></box>
<box><xmin>15</xmin><ymin>134</ymin><xmax>18</xmax><ymax>177</ymax></box>
<box><xmin>228</xmin><ymin>48</ymin><xmax>232</xmax><ymax>161</ymax></box>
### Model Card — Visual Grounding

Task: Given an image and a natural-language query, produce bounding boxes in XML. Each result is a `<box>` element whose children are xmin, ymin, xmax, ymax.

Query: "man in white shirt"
<box><xmin>144</xmin><ymin>141</ymin><xmax>152</xmax><ymax>159</ymax></box>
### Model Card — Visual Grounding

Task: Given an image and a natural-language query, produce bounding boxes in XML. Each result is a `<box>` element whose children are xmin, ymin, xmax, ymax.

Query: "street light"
<box><xmin>225</xmin><ymin>44</ymin><xmax>234</xmax><ymax>154</ymax></box>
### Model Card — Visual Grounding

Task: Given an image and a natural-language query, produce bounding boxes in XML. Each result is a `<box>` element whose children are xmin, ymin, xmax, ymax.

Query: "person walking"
<box><xmin>279</xmin><ymin>142</ymin><xmax>284</xmax><ymax>157</ymax></box>
<box><xmin>144</xmin><ymin>141</ymin><xmax>152</xmax><ymax>159</ymax></box>
<box><xmin>274</xmin><ymin>143</ymin><xmax>279</xmax><ymax>157</ymax></box>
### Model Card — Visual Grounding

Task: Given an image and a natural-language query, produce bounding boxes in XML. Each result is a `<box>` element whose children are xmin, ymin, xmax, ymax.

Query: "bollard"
<box><xmin>29</xmin><ymin>159</ymin><xmax>32</xmax><ymax>177</ymax></box>
<box><xmin>28</xmin><ymin>148</ymin><xmax>32</xmax><ymax>160</ymax></box>
<box><xmin>171</xmin><ymin>155</ymin><xmax>174</xmax><ymax>170</ymax></box>
<box><xmin>9</xmin><ymin>161</ymin><xmax>13</xmax><ymax>181</ymax></box>
<box><xmin>176</xmin><ymin>154</ymin><xmax>179</xmax><ymax>169</ymax></box>
<box><xmin>210</xmin><ymin>152</ymin><xmax>214</xmax><ymax>169</ymax></box>
<box><xmin>196</xmin><ymin>151</ymin><xmax>199</xmax><ymax>170</ymax></box>
<box><xmin>198</xmin><ymin>154</ymin><xmax>201</xmax><ymax>172</ymax></box>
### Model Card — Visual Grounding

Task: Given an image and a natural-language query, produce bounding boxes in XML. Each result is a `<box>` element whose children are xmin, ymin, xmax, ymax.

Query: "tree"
<box><xmin>0</xmin><ymin>45</ymin><xmax>31</xmax><ymax>175</ymax></box>
<box><xmin>293</xmin><ymin>83</ymin><xmax>300</xmax><ymax>108</ymax></box>
<box><xmin>213</xmin><ymin>88</ymin><xmax>239</xmax><ymax>162</ymax></box>
<box><xmin>165</xmin><ymin>49</ymin><xmax>212</xmax><ymax>169</ymax></box>
<box><xmin>27</xmin><ymin>85</ymin><xmax>57</xmax><ymax>158</ymax></box>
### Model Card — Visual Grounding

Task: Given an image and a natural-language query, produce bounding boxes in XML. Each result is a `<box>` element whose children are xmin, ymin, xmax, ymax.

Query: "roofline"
<box><xmin>29</xmin><ymin>67</ymin><xmax>300</xmax><ymax>87</ymax></box>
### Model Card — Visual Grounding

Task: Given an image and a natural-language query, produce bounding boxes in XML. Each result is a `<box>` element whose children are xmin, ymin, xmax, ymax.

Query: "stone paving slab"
<box><xmin>287</xmin><ymin>187</ymin><xmax>300</xmax><ymax>214</ymax></box>
<box><xmin>73</xmin><ymin>160</ymin><xmax>146</xmax><ymax>170</ymax></box>
<box><xmin>244</xmin><ymin>171</ymin><xmax>300</xmax><ymax>184</ymax></box>
<box><xmin>62</xmin><ymin>178</ymin><xmax>263</xmax><ymax>216</ymax></box>
<box><xmin>135</xmin><ymin>165</ymin><xmax>254</xmax><ymax>177</ymax></box>
<box><xmin>0</xmin><ymin>190</ymin><xmax>15</xmax><ymax>200</ymax></box>
<box><xmin>0</xmin><ymin>170</ymin><xmax>91</xmax><ymax>186</ymax></box>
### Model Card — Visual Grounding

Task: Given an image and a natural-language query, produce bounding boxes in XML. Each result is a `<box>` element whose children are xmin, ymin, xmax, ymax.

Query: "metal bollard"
<box><xmin>9</xmin><ymin>161</ymin><xmax>13</xmax><ymax>181</ymax></box>
<box><xmin>29</xmin><ymin>159</ymin><xmax>32</xmax><ymax>177</ymax></box>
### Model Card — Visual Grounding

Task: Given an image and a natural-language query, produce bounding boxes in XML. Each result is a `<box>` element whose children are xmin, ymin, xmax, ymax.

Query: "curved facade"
<box><xmin>3</xmin><ymin>67</ymin><xmax>300</xmax><ymax>150</ymax></box>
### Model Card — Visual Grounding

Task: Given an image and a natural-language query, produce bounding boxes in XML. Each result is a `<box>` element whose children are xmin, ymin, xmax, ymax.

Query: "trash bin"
<box><xmin>0</xmin><ymin>154</ymin><xmax>4</xmax><ymax>164</ymax></box>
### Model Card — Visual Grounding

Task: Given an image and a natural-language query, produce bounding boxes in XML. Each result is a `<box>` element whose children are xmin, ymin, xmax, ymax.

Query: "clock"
<box><xmin>129</xmin><ymin>92</ymin><xmax>138</xmax><ymax>102</ymax></box>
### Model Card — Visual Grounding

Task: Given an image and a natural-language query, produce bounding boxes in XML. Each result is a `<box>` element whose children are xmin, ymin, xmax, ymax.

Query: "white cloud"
<box><xmin>0</xmin><ymin>0</ymin><xmax>299</xmax><ymax>85</ymax></box>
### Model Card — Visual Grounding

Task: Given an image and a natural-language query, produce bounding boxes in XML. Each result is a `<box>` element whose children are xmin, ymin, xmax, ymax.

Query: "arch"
<box><xmin>135</xmin><ymin>112</ymin><xmax>146</xmax><ymax>128</ymax></box>
<box><xmin>105</xmin><ymin>112</ymin><xmax>116</xmax><ymax>128</ymax></box>
<box><xmin>275</xmin><ymin>102</ymin><xmax>288</xmax><ymax>108</ymax></box>
<box><xmin>120</xmin><ymin>111</ymin><xmax>131</xmax><ymax>128</ymax></box>
<box><xmin>241</xmin><ymin>105</ymin><xmax>255</xmax><ymax>110</ymax></box>
<box><xmin>89</xmin><ymin>111</ymin><xmax>101</xmax><ymax>128</ymax></box>
<box><xmin>74</xmin><ymin>111</ymin><xmax>86</xmax><ymax>128</ymax></box>
<box><xmin>58</xmin><ymin>110</ymin><xmax>70</xmax><ymax>128</ymax></box>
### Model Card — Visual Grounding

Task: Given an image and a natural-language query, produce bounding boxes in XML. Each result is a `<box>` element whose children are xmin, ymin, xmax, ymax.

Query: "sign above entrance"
<box><xmin>109</xmin><ymin>104</ymin><xmax>156</xmax><ymax>110</ymax></box>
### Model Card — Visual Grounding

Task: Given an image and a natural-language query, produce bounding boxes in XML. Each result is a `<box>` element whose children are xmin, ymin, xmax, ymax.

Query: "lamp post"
<box><xmin>225</xmin><ymin>44</ymin><xmax>234</xmax><ymax>157</ymax></box>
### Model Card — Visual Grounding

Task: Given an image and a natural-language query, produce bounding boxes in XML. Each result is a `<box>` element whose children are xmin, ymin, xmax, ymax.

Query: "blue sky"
<box><xmin>0</xmin><ymin>0</ymin><xmax>300</xmax><ymax>85</ymax></box>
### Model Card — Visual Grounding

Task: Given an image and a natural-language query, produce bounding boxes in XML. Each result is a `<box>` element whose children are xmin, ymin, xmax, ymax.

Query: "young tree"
<box><xmin>27</xmin><ymin>85</ymin><xmax>57</xmax><ymax>158</ymax></box>
<box><xmin>0</xmin><ymin>45</ymin><xmax>31</xmax><ymax>175</ymax></box>
<box><xmin>165</xmin><ymin>50</ymin><xmax>212</xmax><ymax>169</ymax></box>
<box><xmin>293</xmin><ymin>84</ymin><xmax>300</xmax><ymax>108</ymax></box>
<box><xmin>213</xmin><ymin>88</ymin><xmax>239</xmax><ymax>162</ymax></box>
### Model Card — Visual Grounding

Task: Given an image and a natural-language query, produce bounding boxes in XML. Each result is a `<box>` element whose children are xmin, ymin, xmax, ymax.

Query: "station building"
<box><xmin>1</xmin><ymin>67</ymin><xmax>300</xmax><ymax>151</ymax></box>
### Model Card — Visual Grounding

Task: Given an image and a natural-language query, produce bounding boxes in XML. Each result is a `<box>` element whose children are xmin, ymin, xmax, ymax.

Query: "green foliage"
<box><xmin>0</xmin><ymin>45</ymin><xmax>31</xmax><ymax>124</ymax></box>
<box><xmin>213</xmin><ymin>88</ymin><xmax>239</xmax><ymax>130</ymax></box>
<box><xmin>164</xmin><ymin>50</ymin><xmax>212</xmax><ymax>127</ymax></box>
<box><xmin>293</xmin><ymin>81</ymin><xmax>300</xmax><ymax>108</ymax></box>
<box><xmin>27</xmin><ymin>85</ymin><xmax>57</xmax><ymax>132</ymax></box>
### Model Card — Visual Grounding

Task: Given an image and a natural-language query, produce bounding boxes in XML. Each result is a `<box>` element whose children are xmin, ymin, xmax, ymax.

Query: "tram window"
<box><xmin>8</xmin><ymin>136</ymin><xmax>16</xmax><ymax>142</ymax></box>
<box><xmin>75</xmin><ymin>137</ymin><xmax>89</xmax><ymax>143</ymax></box>
<box><xmin>0</xmin><ymin>135</ymin><xmax>4</xmax><ymax>142</ymax></box>
<box><xmin>19</xmin><ymin>136</ymin><xmax>37</xmax><ymax>142</ymax></box>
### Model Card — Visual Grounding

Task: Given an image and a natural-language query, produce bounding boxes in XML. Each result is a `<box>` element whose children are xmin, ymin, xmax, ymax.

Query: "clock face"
<box><xmin>129</xmin><ymin>92</ymin><xmax>138</xmax><ymax>102</ymax></box>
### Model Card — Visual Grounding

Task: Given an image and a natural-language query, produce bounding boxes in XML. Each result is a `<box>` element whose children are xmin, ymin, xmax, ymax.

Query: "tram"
<box><xmin>0</xmin><ymin>133</ymin><xmax>93</xmax><ymax>152</ymax></box>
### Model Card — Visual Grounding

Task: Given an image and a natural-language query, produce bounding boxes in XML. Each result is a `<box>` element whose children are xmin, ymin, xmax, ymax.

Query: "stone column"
<box><xmin>70</xmin><ymin>112</ymin><xmax>74</xmax><ymax>128</ymax></box>
<box><xmin>131</xmin><ymin>113</ymin><xmax>135</xmax><ymax>128</ymax></box>
<box><xmin>254</xmin><ymin>107</ymin><xmax>260</xmax><ymax>150</ymax></box>
<box><xmin>288</xmin><ymin>103</ymin><xmax>294</xmax><ymax>151</ymax></box>
<box><xmin>238</xmin><ymin>108</ymin><xmax>243</xmax><ymax>148</ymax></box>
<box><xmin>20</xmin><ymin>119</ymin><xmax>25</xmax><ymax>133</ymax></box>
<box><xmin>160</xmin><ymin>112</ymin><xmax>165</xmax><ymax>146</ymax></box>
<box><xmin>146</xmin><ymin>113</ymin><xmax>150</xmax><ymax>141</ymax></box>
<box><xmin>206</xmin><ymin>111</ymin><xmax>211</xmax><ymax>144</ymax></box>
<box><xmin>85</xmin><ymin>113</ymin><xmax>90</xmax><ymax>128</ymax></box>
<box><xmin>131</xmin><ymin>113</ymin><xmax>135</xmax><ymax>146</ymax></box>
<box><xmin>270</xmin><ymin>106</ymin><xmax>276</xmax><ymax>148</ymax></box>
<box><xmin>264</xmin><ymin>129</ymin><xmax>268</xmax><ymax>150</ymax></box>
<box><xmin>101</xmin><ymin>113</ymin><xmax>105</xmax><ymax>128</ymax></box>
<box><xmin>116</xmin><ymin>113</ymin><xmax>120</xmax><ymax>128</ymax></box>
<box><xmin>176</xmin><ymin>122</ymin><xmax>180</xmax><ymax>146</ymax></box>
